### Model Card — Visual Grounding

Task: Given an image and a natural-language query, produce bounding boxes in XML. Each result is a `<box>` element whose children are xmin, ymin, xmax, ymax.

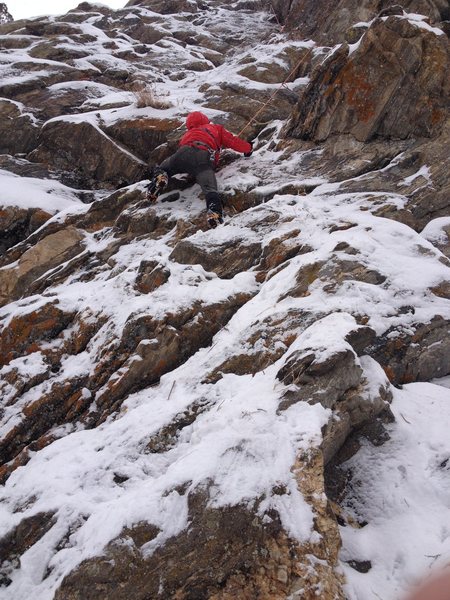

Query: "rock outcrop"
<box><xmin>285</xmin><ymin>15</ymin><xmax>449</xmax><ymax>142</ymax></box>
<box><xmin>271</xmin><ymin>0</ymin><xmax>450</xmax><ymax>43</ymax></box>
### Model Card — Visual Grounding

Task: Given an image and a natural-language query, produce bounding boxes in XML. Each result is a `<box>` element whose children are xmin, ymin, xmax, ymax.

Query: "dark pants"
<box><xmin>160</xmin><ymin>146</ymin><xmax>221</xmax><ymax>213</ymax></box>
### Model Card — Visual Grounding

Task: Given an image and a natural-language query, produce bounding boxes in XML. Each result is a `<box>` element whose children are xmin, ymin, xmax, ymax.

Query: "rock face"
<box><xmin>0</xmin><ymin>1</ymin><xmax>449</xmax><ymax>600</ymax></box>
<box><xmin>271</xmin><ymin>0</ymin><xmax>450</xmax><ymax>43</ymax></box>
<box><xmin>285</xmin><ymin>15</ymin><xmax>450</xmax><ymax>142</ymax></box>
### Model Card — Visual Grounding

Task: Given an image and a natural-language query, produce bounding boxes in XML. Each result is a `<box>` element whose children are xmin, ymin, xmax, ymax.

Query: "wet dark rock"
<box><xmin>347</xmin><ymin>560</ymin><xmax>372</xmax><ymax>573</ymax></box>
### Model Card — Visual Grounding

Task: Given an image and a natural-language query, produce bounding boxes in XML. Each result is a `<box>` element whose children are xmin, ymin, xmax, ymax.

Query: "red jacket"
<box><xmin>179</xmin><ymin>111</ymin><xmax>251</xmax><ymax>164</ymax></box>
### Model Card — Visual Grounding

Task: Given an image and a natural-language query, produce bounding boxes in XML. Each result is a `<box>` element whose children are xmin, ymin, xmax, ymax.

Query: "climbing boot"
<box><xmin>206</xmin><ymin>209</ymin><xmax>224</xmax><ymax>228</ymax></box>
<box><xmin>206</xmin><ymin>192</ymin><xmax>223</xmax><ymax>228</ymax></box>
<box><xmin>147</xmin><ymin>169</ymin><xmax>168</xmax><ymax>202</ymax></box>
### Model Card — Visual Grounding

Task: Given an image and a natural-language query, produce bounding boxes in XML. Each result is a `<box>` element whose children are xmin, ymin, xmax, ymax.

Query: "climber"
<box><xmin>147</xmin><ymin>111</ymin><xmax>253</xmax><ymax>228</ymax></box>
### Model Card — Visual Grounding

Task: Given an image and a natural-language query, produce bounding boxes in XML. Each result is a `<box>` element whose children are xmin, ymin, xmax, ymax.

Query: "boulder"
<box><xmin>29</xmin><ymin>119</ymin><xmax>147</xmax><ymax>188</ymax></box>
<box><xmin>134</xmin><ymin>260</ymin><xmax>170</xmax><ymax>293</ymax></box>
<box><xmin>277</xmin><ymin>348</ymin><xmax>363</xmax><ymax>411</ymax></box>
<box><xmin>284</xmin><ymin>16</ymin><xmax>450</xmax><ymax>142</ymax></box>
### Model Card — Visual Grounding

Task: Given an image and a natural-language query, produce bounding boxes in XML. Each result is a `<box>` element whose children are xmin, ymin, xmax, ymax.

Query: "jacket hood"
<box><xmin>186</xmin><ymin>111</ymin><xmax>210</xmax><ymax>129</ymax></box>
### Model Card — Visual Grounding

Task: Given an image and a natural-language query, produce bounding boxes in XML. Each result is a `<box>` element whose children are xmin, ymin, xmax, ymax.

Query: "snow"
<box><xmin>401</xmin><ymin>165</ymin><xmax>432</xmax><ymax>186</ymax></box>
<box><xmin>0</xmin><ymin>361</ymin><xmax>329</xmax><ymax>599</ymax></box>
<box><xmin>421</xmin><ymin>216</ymin><xmax>450</xmax><ymax>246</ymax></box>
<box><xmin>340</xmin><ymin>382</ymin><xmax>450</xmax><ymax>600</ymax></box>
<box><xmin>0</xmin><ymin>170</ymin><xmax>84</xmax><ymax>213</ymax></box>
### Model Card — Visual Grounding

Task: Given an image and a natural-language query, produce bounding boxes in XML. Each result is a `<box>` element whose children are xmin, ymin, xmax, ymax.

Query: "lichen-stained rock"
<box><xmin>284</xmin><ymin>15</ymin><xmax>450</xmax><ymax>143</ymax></box>
<box><xmin>29</xmin><ymin>120</ymin><xmax>147</xmax><ymax>189</ymax></box>
<box><xmin>0</xmin><ymin>226</ymin><xmax>85</xmax><ymax>307</ymax></box>
<box><xmin>0</xmin><ymin>302</ymin><xmax>75</xmax><ymax>367</ymax></box>
<box><xmin>271</xmin><ymin>0</ymin><xmax>449</xmax><ymax>43</ymax></box>
<box><xmin>0</xmin><ymin>99</ymin><xmax>39</xmax><ymax>154</ymax></box>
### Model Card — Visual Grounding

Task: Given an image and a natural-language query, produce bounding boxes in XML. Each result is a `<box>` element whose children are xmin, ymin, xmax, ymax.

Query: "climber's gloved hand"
<box><xmin>244</xmin><ymin>141</ymin><xmax>253</xmax><ymax>158</ymax></box>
